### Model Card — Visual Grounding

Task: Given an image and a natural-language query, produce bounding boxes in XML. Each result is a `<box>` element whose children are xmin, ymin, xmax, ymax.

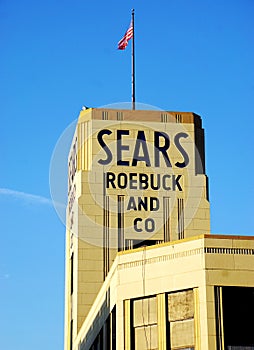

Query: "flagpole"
<box><xmin>131</xmin><ymin>9</ymin><xmax>135</xmax><ymax>110</ymax></box>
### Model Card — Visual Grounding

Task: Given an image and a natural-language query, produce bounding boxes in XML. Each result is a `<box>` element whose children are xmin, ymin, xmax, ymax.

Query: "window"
<box><xmin>132</xmin><ymin>296</ymin><xmax>158</xmax><ymax>350</ymax></box>
<box><xmin>70</xmin><ymin>253</ymin><xmax>74</xmax><ymax>295</ymax></box>
<box><xmin>70</xmin><ymin>319</ymin><xmax>73</xmax><ymax>350</ymax></box>
<box><xmin>111</xmin><ymin>306</ymin><xmax>116</xmax><ymax>350</ymax></box>
<box><xmin>215</xmin><ymin>286</ymin><xmax>254</xmax><ymax>349</ymax></box>
<box><xmin>167</xmin><ymin>289</ymin><xmax>195</xmax><ymax>350</ymax></box>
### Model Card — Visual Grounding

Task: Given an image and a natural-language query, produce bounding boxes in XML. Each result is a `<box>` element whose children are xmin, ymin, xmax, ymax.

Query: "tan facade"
<box><xmin>72</xmin><ymin>235</ymin><xmax>254</xmax><ymax>350</ymax></box>
<box><xmin>64</xmin><ymin>108</ymin><xmax>211</xmax><ymax>349</ymax></box>
<box><xmin>64</xmin><ymin>108</ymin><xmax>254</xmax><ymax>350</ymax></box>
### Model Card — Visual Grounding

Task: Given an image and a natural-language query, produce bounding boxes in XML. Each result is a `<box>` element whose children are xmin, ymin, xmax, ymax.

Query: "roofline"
<box><xmin>117</xmin><ymin>233</ymin><xmax>254</xmax><ymax>256</ymax></box>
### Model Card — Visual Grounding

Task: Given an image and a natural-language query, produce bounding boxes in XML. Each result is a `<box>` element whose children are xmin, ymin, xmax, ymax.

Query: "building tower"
<box><xmin>64</xmin><ymin>107</ymin><xmax>210</xmax><ymax>349</ymax></box>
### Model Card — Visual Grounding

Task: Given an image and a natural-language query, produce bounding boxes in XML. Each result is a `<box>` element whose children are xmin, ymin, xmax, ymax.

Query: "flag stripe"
<box><xmin>118</xmin><ymin>22</ymin><xmax>133</xmax><ymax>50</ymax></box>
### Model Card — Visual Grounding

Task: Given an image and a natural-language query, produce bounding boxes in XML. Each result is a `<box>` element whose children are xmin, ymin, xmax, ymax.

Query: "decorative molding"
<box><xmin>118</xmin><ymin>248</ymin><xmax>203</xmax><ymax>270</ymax></box>
<box><xmin>204</xmin><ymin>247</ymin><xmax>254</xmax><ymax>255</ymax></box>
<box><xmin>118</xmin><ymin>246</ymin><xmax>254</xmax><ymax>270</ymax></box>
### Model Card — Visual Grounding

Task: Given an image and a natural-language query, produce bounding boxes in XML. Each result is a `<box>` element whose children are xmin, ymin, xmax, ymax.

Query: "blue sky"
<box><xmin>1</xmin><ymin>0</ymin><xmax>254</xmax><ymax>349</ymax></box>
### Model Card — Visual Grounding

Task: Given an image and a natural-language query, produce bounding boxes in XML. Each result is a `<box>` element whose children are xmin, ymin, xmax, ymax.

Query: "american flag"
<box><xmin>118</xmin><ymin>21</ymin><xmax>133</xmax><ymax>50</ymax></box>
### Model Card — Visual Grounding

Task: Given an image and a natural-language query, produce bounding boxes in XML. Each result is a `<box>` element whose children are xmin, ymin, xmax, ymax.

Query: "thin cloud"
<box><xmin>0</xmin><ymin>264</ymin><xmax>11</xmax><ymax>280</ymax></box>
<box><xmin>0</xmin><ymin>188</ymin><xmax>65</xmax><ymax>208</ymax></box>
<box><xmin>0</xmin><ymin>273</ymin><xmax>10</xmax><ymax>280</ymax></box>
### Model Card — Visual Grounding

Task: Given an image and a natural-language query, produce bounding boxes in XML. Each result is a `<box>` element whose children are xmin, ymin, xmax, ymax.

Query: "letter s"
<box><xmin>174</xmin><ymin>132</ymin><xmax>189</xmax><ymax>168</ymax></box>
<box><xmin>97</xmin><ymin>129</ymin><xmax>113</xmax><ymax>165</ymax></box>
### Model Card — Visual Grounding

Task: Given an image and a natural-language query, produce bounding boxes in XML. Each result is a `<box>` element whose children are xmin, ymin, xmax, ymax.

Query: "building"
<box><xmin>64</xmin><ymin>108</ymin><xmax>254</xmax><ymax>350</ymax></box>
<box><xmin>72</xmin><ymin>234</ymin><xmax>254</xmax><ymax>350</ymax></box>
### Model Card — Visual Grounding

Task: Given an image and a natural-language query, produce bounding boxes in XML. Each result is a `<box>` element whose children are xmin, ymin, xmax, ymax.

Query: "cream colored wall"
<box><xmin>73</xmin><ymin>235</ymin><xmax>254</xmax><ymax>350</ymax></box>
<box><xmin>65</xmin><ymin>108</ymin><xmax>211</xmax><ymax>348</ymax></box>
<box><xmin>64</xmin><ymin>228</ymin><xmax>71</xmax><ymax>350</ymax></box>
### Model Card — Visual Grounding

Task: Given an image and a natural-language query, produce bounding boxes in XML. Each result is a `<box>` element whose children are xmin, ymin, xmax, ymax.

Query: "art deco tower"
<box><xmin>64</xmin><ymin>108</ymin><xmax>210</xmax><ymax>350</ymax></box>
